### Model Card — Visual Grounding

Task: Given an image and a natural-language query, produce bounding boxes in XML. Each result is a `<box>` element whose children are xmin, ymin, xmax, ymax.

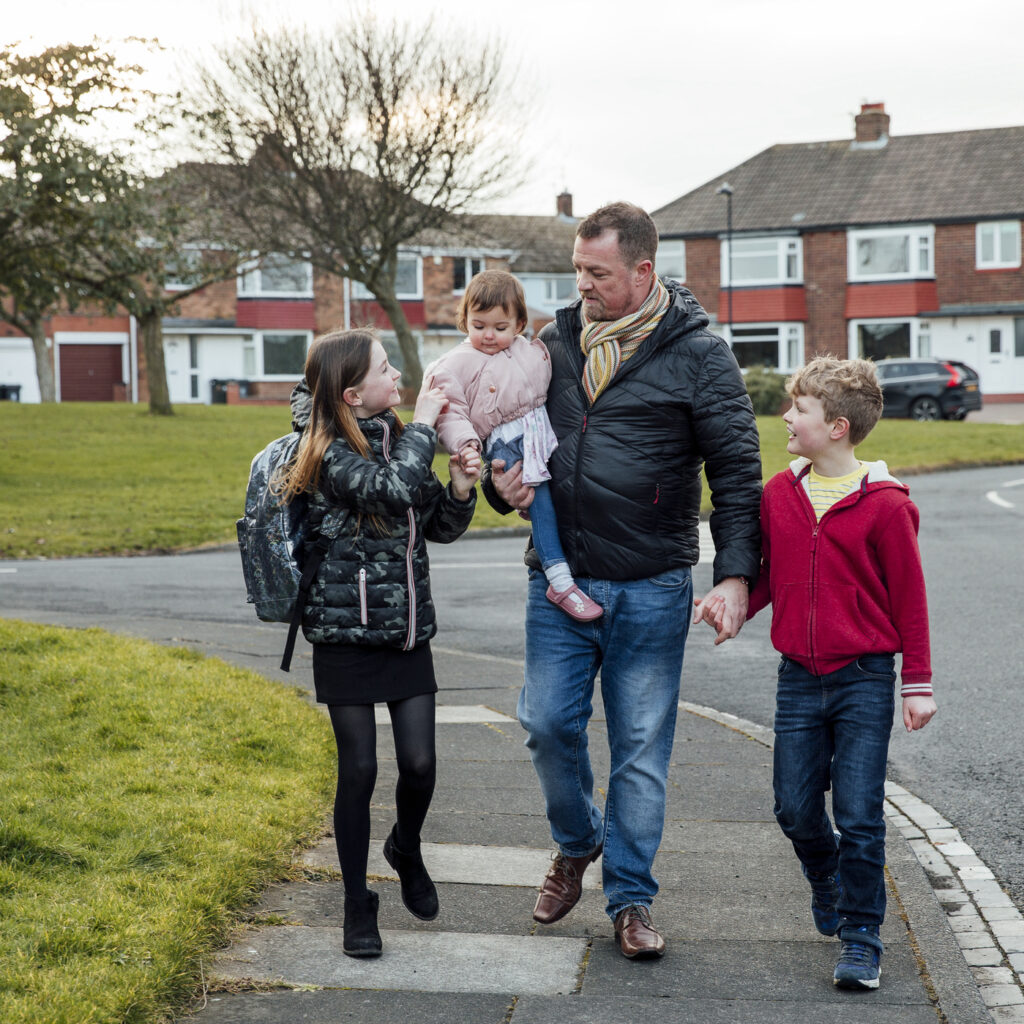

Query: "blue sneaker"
<box><xmin>802</xmin><ymin>865</ymin><xmax>842</xmax><ymax>936</ymax></box>
<box><xmin>834</xmin><ymin>925</ymin><xmax>883</xmax><ymax>989</ymax></box>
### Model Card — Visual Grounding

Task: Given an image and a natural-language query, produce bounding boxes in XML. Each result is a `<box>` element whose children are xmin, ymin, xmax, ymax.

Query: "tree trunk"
<box><xmin>140</xmin><ymin>311</ymin><xmax>173</xmax><ymax>415</ymax></box>
<box><xmin>373</xmin><ymin>288</ymin><xmax>424</xmax><ymax>391</ymax></box>
<box><xmin>30</xmin><ymin>320</ymin><xmax>56</xmax><ymax>402</ymax></box>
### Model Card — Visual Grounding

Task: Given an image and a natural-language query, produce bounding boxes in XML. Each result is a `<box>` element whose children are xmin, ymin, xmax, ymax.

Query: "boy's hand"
<box><xmin>692</xmin><ymin>577</ymin><xmax>749</xmax><ymax>645</ymax></box>
<box><xmin>902</xmin><ymin>695</ymin><xmax>937</xmax><ymax>732</ymax></box>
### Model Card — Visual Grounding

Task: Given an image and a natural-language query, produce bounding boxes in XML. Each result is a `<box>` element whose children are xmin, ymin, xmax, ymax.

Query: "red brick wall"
<box><xmin>683</xmin><ymin>238</ymin><xmax>720</xmax><ymax>319</ymax></box>
<box><xmin>313</xmin><ymin>270</ymin><xmax>343</xmax><ymax>334</ymax></box>
<box><xmin>424</xmin><ymin>258</ymin><xmax>458</xmax><ymax>328</ymax></box>
<box><xmin>935</xmin><ymin>222</ymin><xmax>1024</xmax><ymax>306</ymax></box>
<box><xmin>173</xmin><ymin>278</ymin><xmax>237</xmax><ymax>320</ymax></box>
<box><xmin>803</xmin><ymin>231</ymin><xmax>848</xmax><ymax>357</ymax></box>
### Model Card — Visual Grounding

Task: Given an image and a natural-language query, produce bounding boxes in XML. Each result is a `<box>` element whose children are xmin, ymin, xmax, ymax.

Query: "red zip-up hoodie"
<box><xmin>747</xmin><ymin>458</ymin><xmax>932</xmax><ymax>697</ymax></box>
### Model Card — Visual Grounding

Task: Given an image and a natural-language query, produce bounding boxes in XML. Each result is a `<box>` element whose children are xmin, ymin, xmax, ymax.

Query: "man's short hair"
<box><xmin>576</xmin><ymin>202</ymin><xmax>658</xmax><ymax>269</ymax></box>
<box><xmin>787</xmin><ymin>356</ymin><xmax>884</xmax><ymax>446</ymax></box>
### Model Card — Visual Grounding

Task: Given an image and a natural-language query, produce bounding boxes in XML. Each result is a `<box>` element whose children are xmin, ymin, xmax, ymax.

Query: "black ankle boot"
<box><xmin>383</xmin><ymin>825</ymin><xmax>438</xmax><ymax>921</ymax></box>
<box><xmin>343</xmin><ymin>890</ymin><xmax>381</xmax><ymax>957</ymax></box>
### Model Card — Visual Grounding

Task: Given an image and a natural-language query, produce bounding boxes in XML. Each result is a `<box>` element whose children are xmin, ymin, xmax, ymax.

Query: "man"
<box><xmin>486</xmin><ymin>202</ymin><xmax>761</xmax><ymax>958</ymax></box>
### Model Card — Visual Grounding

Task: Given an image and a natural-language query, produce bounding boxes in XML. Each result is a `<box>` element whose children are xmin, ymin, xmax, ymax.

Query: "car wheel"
<box><xmin>910</xmin><ymin>397</ymin><xmax>942</xmax><ymax>421</ymax></box>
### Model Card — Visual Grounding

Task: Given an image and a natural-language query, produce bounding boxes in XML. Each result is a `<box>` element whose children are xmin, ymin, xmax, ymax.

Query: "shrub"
<box><xmin>744</xmin><ymin>365</ymin><xmax>789</xmax><ymax>416</ymax></box>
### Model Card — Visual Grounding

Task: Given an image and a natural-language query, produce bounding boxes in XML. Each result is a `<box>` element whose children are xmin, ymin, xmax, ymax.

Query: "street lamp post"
<box><xmin>715</xmin><ymin>182</ymin><xmax>734</xmax><ymax>341</ymax></box>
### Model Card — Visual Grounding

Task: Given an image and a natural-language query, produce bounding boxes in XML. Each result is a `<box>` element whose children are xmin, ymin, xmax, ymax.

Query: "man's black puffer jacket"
<box><xmin>491</xmin><ymin>281</ymin><xmax>762</xmax><ymax>584</ymax></box>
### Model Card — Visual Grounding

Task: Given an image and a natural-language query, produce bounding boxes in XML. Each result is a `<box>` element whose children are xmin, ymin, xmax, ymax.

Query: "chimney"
<box><xmin>556</xmin><ymin>191</ymin><xmax>573</xmax><ymax>218</ymax></box>
<box><xmin>854</xmin><ymin>102</ymin><xmax>890</xmax><ymax>143</ymax></box>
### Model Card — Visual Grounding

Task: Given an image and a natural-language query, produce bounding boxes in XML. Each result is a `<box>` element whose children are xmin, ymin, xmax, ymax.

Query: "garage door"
<box><xmin>59</xmin><ymin>344</ymin><xmax>124</xmax><ymax>401</ymax></box>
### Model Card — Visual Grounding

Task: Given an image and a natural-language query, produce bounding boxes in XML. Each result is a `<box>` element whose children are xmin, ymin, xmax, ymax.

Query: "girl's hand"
<box><xmin>413</xmin><ymin>376</ymin><xmax>449</xmax><ymax>428</ymax></box>
<box><xmin>903</xmin><ymin>695</ymin><xmax>937</xmax><ymax>732</ymax></box>
<box><xmin>449</xmin><ymin>449</ymin><xmax>480</xmax><ymax>501</ymax></box>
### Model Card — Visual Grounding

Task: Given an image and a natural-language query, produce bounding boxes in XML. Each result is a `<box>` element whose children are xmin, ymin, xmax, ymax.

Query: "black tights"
<box><xmin>327</xmin><ymin>693</ymin><xmax>436</xmax><ymax>898</ymax></box>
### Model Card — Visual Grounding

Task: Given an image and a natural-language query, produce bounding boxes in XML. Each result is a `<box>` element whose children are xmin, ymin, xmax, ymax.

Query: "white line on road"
<box><xmin>986</xmin><ymin>490</ymin><xmax>1016</xmax><ymax>509</ymax></box>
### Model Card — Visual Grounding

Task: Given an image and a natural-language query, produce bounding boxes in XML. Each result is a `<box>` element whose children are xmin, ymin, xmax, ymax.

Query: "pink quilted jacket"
<box><xmin>426</xmin><ymin>336</ymin><xmax>551</xmax><ymax>456</ymax></box>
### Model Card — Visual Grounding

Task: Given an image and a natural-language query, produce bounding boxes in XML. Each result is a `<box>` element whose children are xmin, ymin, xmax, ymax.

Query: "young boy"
<box><xmin>737</xmin><ymin>356</ymin><xmax>935</xmax><ymax>989</ymax></box>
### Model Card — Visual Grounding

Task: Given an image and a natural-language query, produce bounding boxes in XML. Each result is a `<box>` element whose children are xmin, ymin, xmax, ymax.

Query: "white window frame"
<box><xmin>351</xmin><ymin>254</ymin><xmax>423</xmax><ymax>301</ymax></box>
<box><xmin>726</xmin><ymin>322</ymin><xmax>804</xmax><ymax>373</ymax></box>
<box><xmin>237</xmin><ymin>253</ymin><xmax>314</xmax><ymax>298</ymax></box>
<box><xmin>543</xmin><ymin>275</ymin><xmax>577</xmax><ymax>303</ymax></box>
<box><xmin>244</xmin><ymin>330</ymin><xmax>313</xmax><ymax>379</ymax></box>
<box><xmin>976</xmin><ymin>221</ymin><xmax>1022</xmax><ymax>270</ymax></box>
<box><xmin>165</xmin><ymin>246</ymin><xmax>204</xmax><ymax>292</ymax></box>
<box><xmin>848</xmin><ymin>317</ymin><xmax>932</xmax><ymax>361</ymax></box>
<box><xmin>720</xmin><ymin>235</ymin><xmax>801</xmax><ymax>287</ymax></box>
<box><xmin>655</xmin><ymin>239</ymin><xmax>686</xmax><ymax>283</ymax></box>
<box><xmin>847</xmin><ymin>225</ymin><xmax>934</xmax><ymax>281</ymax></box>
<box><xmin>453</xmin><ymin>257</ymin><xmax>485</xmax><ymax>293</ymax></box>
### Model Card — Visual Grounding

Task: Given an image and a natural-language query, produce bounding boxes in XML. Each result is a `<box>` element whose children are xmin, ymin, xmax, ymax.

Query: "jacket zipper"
<box><xmin>358</xmin><ymin>567</ymin><xmax>368</xmax><ymax>625</ymax></box>
<box><xmin>379</xmin><ymin>417</ymin><xmax>417</xmax><ymax>650</ymax></box>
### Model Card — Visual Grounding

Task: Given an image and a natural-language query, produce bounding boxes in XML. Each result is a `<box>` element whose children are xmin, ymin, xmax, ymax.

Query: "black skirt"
<box><xmin>312</xmin><ymin>641</ymin><xmax>437</xmax><ymax>706</ymax></box>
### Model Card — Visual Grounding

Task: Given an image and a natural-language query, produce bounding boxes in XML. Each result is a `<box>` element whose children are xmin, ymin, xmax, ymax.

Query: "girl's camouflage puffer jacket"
<box><xmin>298</xmin><ymin>407</ymin><xmax>475</xmax><ymax>650</ymax></box>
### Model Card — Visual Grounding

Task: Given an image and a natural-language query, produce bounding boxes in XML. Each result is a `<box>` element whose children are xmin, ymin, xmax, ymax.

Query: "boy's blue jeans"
<box><xmin>773</xmin><ymin>653</ymin><xmax>896</xmax><ymax>930</ymax></box>
<box><xmin>519</xmin><ymin>567</ymin><xmax>691</xmax><ymax>920</ymax></box>
<box><xmin>487</xmin><ymin>436</ymin><xmax>565</xmax><ymax>570</ymax></box>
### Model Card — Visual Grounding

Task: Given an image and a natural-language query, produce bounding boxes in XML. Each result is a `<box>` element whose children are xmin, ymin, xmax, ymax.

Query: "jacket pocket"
<box><xmin>358</xmin><ymin>567</ymin><xmax>368</xmax><ymax>626</ymax></box>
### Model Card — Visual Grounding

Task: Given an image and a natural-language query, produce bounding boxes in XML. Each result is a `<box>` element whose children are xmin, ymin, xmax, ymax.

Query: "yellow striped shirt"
<box><xmin>808</xmin><ymin>464</ymin><xmax>869</xmax><ymax>520</ymax></box>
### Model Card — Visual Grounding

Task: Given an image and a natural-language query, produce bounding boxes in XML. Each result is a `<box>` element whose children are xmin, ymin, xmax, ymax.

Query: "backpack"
<box><xmin>236</xmin><ymin>431</ymin><xmax>346</xmax><ymax>672</ymax></box>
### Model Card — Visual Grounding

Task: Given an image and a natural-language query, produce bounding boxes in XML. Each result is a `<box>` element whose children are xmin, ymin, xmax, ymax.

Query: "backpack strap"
<box><xmin>280</xmin><ymin>509</ymin><xmax>350</xmax><ymax>673</ymax></box>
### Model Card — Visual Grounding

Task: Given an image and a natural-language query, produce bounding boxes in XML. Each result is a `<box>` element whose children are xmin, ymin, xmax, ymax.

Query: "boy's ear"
<box><xmin>342</xmin><ymin>385</ymin><xmax>362</xmax><ymax>408</ymax></box>
<box><xmin>830</xmin><ymin>417</ymin><xmax>852</xmax><ymax>441</ymax></box>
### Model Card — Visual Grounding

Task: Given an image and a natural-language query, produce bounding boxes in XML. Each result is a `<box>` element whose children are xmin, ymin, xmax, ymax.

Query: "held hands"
<box><xmin>903</xmin><ymin>695</ymin><xmax>937</xmax><ymax>733</ymax></box>
<box><xmin>692</xmin><ymin>577</ymin><xmax>750</xmax><ymax>646</ymax></box>
<box><xmin>413</xmin><ymin>375</ymin><xmax>449</xmax><ymax>428</ymax></box>
<box><xmin>490</xmin><ymin>458</ymin><xmax>534</xmax><ymax>512</ymax></box>
<box><xmin>449</xmin><ymin>448</ymin><xmax>481</xmax><ymax>501</ymax></box>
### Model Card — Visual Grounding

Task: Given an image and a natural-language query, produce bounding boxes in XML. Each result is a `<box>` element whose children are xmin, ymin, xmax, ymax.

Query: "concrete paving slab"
<box><xmin>300</xmin><ymin>837</ymin><xmax>601</xmax><ymax>889</ymax></box>
<box><xmin>369</xmin><ymin>809</ymin><xmax>553</xmax><ymax>848</ymax></box>
<box><xmin>213</xmin><ymin>927</ymin><xmax>587</xmax><ymax>995</ymax></box>
<box><xmin>188</xmin><ymin>989</ymin><xmax>512</xmax><ymax>1024</ymax></box>
<box><xmin>510</xmin><ymin>994</ymin><xmax>942</xmax><ymax>1024</ymax></box>
<box><xmin>580</xmin><ymin>937</ymin><xmax>934</xmax><ymax>1004</ymax></box>
<box><xmin>374</xmin><ymin>704</ymin><xmax>517</xmax><ymax>725</ymax></box>
<box><xmin>252</xmin><ymin>880</ymin><xmax>541</xmax><ymax>935</ymax></box>
<box><xmin>660</xmin><ymin>819</ymin><xmax>792</xmax><ymax>856</ymax></box>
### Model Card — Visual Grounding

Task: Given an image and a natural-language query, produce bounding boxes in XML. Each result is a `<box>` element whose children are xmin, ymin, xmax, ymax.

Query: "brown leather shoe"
<box><xmin>614</xmin><ymin>904</ymin><xmax>666</xmax><ymax>959</ymax></box>
<box><xmin>532</xmin><ymin>844</ymin><xmax>602</xmax><ymax>924</ymax></box>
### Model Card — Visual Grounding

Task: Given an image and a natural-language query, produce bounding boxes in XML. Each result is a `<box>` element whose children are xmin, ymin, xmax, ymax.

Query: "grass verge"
<box><xmin>1</xmin><ymin>402</ymin><xmax>1022</xmax><ymax>558</ymax></box>
<box><xmin>0</xmin><ymin>620</ymin><xmax>334</xmax><ymax>1024</ymax></box>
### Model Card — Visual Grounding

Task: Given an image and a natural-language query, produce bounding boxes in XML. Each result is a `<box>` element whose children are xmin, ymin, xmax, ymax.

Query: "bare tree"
<box><xmin>186</xmin><ymin>12</ymin><xmax>525</xmax><ymax>389</ymax></box>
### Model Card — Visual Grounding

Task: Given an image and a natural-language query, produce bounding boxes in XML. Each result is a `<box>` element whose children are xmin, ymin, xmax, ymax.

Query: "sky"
<box><xmin>7</xmin><ymin>0</ymin><xmax>1024</xmax><ymax>218</ymax></box>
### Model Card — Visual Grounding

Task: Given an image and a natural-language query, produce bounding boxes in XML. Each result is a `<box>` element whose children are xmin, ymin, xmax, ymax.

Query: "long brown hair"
<box><xmin>272</xmin><ymin>328</ymin><xmax>402</xmax><ymax>506</ymax></box>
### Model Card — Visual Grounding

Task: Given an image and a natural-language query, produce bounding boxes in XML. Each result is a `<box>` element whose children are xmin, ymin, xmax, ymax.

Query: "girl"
<box><xmin>276</xmin><ymin>329</ymin><xmax>479</xmax><ymax>958</ymax></box>
<box><xmin>426</xmin><ymin>270</ymin><xmax>602</xmax><ymax>622</ymax></box>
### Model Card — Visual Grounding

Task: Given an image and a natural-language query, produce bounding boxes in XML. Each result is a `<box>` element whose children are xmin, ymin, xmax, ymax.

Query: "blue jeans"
<box><xmin>773</xmin><ymin>653</ymin><xmax>896</xmax><ymax>929</ymax></box>
<box><xmin>519</xmin><ymin>567</ymin><xmax>692</xmax><ymax>920</ymax></box>
<box><xmin>487</xmin><ymin>435</ymin><xmax>565</xmax><ymax>570</ymax></box>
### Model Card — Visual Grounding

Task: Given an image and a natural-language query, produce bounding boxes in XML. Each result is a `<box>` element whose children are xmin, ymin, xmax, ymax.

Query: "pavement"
<box><xmin>180</xmin><ymin>637</ymin><xmax>1003</xmax><ymax>1024</ymax></box>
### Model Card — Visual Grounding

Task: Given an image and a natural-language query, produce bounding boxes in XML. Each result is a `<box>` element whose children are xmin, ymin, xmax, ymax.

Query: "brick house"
<box><xmin>651</xmin><ymin>103</ymin><xmax>1024</xmax><ymax>400</ymax></box>
<box><xmin>0</xmin><ymin>194</ymin><xmax>592</xmax><ymax>405</ymax></box>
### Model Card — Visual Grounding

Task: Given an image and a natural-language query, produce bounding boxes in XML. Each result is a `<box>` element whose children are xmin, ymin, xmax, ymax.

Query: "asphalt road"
<box><xmin>1</xmin><ymin>463</ymin><xmax>1022</xmax><ymax>916</ymax></box>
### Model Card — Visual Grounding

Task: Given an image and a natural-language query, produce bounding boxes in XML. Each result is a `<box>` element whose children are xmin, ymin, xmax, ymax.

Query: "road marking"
<box><xmin>0</xmin><ymin>568</ymin><xmax>17</xmax><ymax>574</ymax></box>
<box><xmin>986</xmin><ymin>478</ymin><xmax>1024</xmax><ymax>510</ymax></box>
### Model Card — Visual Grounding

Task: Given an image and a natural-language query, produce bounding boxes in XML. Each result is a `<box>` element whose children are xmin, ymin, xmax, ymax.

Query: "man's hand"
<box><xmin>903</xmin><ymin>695</ymin><xmax>937</xmax><ymax>732</ymax></box>
<box><xmin>490</xmin><ymin>458</ymin><xmax>534</xmax><ymax>511</ymax></box>
<box><xmin>692</xmin><ymin>577</ymin><xmax>750</xmax><ymax>646</ymax></box>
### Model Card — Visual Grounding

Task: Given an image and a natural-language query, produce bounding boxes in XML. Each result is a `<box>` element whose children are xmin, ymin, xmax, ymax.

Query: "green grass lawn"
<box><xmin>0</xmin><ymin>619</ymin><xmax>335</xmax><ymax>1024</ymax></box>
<box><xmin>1</xmin><ymin>402</ymin><xmax>1023</xmax><ymax>559</ymax></box>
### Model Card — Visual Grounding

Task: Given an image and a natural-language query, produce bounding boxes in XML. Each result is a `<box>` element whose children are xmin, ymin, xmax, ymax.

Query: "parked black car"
<box><xmin>875</xmin><ymin>358</ymin><xmax>983</xmax><ymax>421</ymax></box>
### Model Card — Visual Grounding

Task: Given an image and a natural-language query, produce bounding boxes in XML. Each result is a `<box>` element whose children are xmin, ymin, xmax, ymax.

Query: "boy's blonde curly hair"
<box><xmin>787</xmin><ymin>356</ymin><xmax>884</xmax><ymax>446</ymax></box>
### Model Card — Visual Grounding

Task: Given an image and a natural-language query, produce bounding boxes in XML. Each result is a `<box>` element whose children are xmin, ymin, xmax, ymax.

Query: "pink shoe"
<box><xmin>546</xmin><ymin>584</ymin><xmax>604</xmax><ymax>622</ymax></box>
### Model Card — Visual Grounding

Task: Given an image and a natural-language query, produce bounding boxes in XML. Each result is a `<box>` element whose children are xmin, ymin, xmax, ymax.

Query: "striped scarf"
<box><xmin>580</xmin><ymin>276</ymin><xmax>671</xmax><ymax>404</ymax></box>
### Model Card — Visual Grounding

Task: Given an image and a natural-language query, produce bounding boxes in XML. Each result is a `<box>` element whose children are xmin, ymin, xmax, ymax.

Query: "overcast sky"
<box><xmin>8</xmin><ymin>0</ymin><xmax>1024</xmax><ymax>217</ymax></box>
